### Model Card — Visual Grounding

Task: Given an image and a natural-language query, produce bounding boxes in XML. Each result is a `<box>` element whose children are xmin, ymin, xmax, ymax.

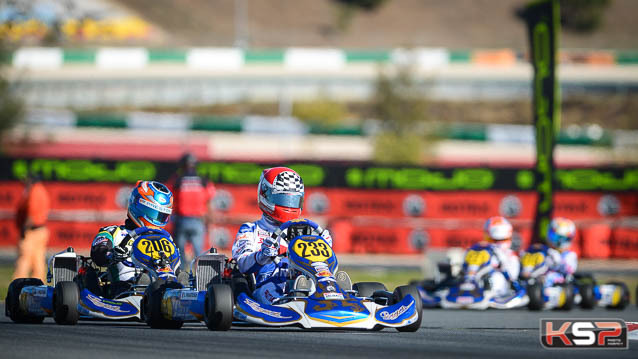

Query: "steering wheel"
<box><xmin>270</xmin><ymin>219</ymin><xmax>325</xmax><ymax>244</ymax></box>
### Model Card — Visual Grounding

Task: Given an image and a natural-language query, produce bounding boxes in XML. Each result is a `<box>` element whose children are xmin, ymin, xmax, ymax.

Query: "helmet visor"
<box><xmin>263</xmin><ymin>187</ymin><xmax>303</xmax><ymax>209</ymax></box>
<box><xmin>136</xmin><ymin>203</ymin><xmax>171</xmax><ymax>226</ymax></box>
<box><xmin>548</xmin><ymin>231</ymin><xmax>571</xmax><ymax>248</ymax></box>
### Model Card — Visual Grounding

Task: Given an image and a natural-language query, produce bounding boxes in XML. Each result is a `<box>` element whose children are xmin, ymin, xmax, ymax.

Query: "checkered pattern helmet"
<box><xmin>484</xmin><ymin>216</ymin><xmax>513</xmax><ymax>249</ymax></box>
<box><xmin>128</xmin><ymin>180</ymin><xmax>173</xmax><ymax>228</ymax></box>
<box><xmin>547</xmin><ymin>217</ymin><xmax>576</xmax><ymax>250</ymax></box>
<box><xmin>258</xmin><ymin>167</ymin><xmax>304</xmax><ymax>223</ymax></box>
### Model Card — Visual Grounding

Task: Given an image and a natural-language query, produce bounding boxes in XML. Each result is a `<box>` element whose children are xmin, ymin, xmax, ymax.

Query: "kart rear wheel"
<box><xmin>578</xmin><ymin>283</ymin><xmax>597</xmax><ymax>309</ymax></box>
<box><xmin>353</xmin><ymin>282</ymin><xmax>387</xmax><ymax>297</ymax></box>
<box><xmin>53</xmin><ymin>281</ymin><xmax>79</xmax><ymax>325</ymax></box>
<box><xmin>143</xmin><ymin>279</ymin><xmax>184</xmax><ymax>329</ymax></box>
<box><xmin>393</xmin><ymin>285</ymin><xmax>422</xmax><ymax>332</ymax></box>
<box><xmin>6</xmin><ymin>278</ymin><xmax>45</xmax><ymax>324</ymax></box>
<box><xmin>606</xmin><ymin>281</ymin><xmax>630</xmax><ymax>310</ymax></box>
<box><xmin>205</xmin><ymin>283</ymin><xmax>233</xmax><ymax>331</ymax></box>
<box><xmin>230</xmin><ymin>276</ymin><xmax>251</xmax><ymax>303</ymax></box>
<box><xmin>557</xmin><ymin>283</ymin><xmax>575</xmax><ymax>310</ymax></box>
<box><xmin>526</xmin><ymin>282</ymin><xmax>543</xmax><ymax>311</ymax></box>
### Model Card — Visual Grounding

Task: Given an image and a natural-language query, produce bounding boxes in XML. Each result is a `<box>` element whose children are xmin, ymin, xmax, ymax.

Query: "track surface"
<box><xmin>1</xmin><ymin>304</ymin><xmax>637</xmax><ymax>358</ymax></box>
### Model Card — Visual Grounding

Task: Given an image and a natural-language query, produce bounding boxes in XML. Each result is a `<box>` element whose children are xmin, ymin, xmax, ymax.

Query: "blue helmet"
<box><xmin>547</xmin><ymin>217</ymin><xmax>576</xmax><ymax>250</ymax></box>
<box><xmin>127</xmin><ymin>181</ymin><xmax>173</xmax><ymax>228</ymax></box>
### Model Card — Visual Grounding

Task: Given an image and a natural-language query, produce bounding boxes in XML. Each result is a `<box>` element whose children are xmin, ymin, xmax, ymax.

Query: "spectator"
<box><xmin>13</xmin><ymin>173</ymin><xmax>50</xmax><ymax>282</ymax></box>
<box><xmin>168</xmin><ymin>152</ymin><xmax>215</xmax><ymax>262</ymax></box>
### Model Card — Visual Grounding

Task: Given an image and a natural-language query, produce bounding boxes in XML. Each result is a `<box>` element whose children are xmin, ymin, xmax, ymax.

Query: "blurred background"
<box><xmin>0</xmin><ymin>0</ymin><xmax>636</xmax><ymax>290</ymax></box>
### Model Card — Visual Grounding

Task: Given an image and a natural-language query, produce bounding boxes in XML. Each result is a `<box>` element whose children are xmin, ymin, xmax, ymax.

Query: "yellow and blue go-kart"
<box><xmin>155</xmin><ymin>219</ymin><xmax>423</xmax><ymax>331</ymax></box>
<box><xmin>520</xmin><ymin>243</ymin><xmax>631</xmax><ymax>311</ymax></box>
<box><xmin>4</xmin><ymin>227</ymin><xmax>185</xmax><ymax>325</ymax></box>
<box><xmin>231</xmin><ymin>219</ymin><xmax>423</xmax><ymax>331</ymax></box>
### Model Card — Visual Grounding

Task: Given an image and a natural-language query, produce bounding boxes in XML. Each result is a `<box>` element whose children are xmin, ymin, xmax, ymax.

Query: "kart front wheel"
<box><xmin>53</xmin><ymin>281</ymin><xmax>79</xmax><ymax>325</ymax></box>
<box><xmin>143</xmin><ymin>279</ymin><xmax>184</xmax><ymax>329</ymax></box>
<box><xmin>393</xmin><ymin>285</ymin><xmax>423</xmax><ymax>332</ymax></box>
<box><xmin>353</xmin><ymin>282</ymin><xmax>387</xmax><ymax>298</ymax></box>
<box><xmin>205</xmin><ymin>283</ymin><xmax>233</xmax><ymax>331</ymax></box>
<box><xmin>6</xmin><ymin>278</ymin><xmax>45</xmax><ymax>324</ymax></box>
<box><xmin>578</xmin><ymin>283</ymin><xmax>597</xmax><ymax>309</ymax></box>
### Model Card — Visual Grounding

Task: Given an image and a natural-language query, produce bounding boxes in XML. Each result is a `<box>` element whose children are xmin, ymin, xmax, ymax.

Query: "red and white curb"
<box><xmin>628</xmin><ymin>322</ymin><xmax>638</xmax><ymax>341</ymax></box>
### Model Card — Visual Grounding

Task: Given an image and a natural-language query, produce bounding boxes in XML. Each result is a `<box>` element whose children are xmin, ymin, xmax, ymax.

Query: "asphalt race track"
<box><xmin>1</xmin><ymin>304</ymin><xmax>636</xmax><ymax>358</ymax></box>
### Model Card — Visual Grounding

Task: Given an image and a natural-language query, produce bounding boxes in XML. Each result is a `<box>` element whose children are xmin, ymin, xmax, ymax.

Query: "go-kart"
<box><xmin>157</xmin><ymin>219</ymin><xmax>423</xmax><ymax>331</ymax></box>
<box><xmin>413</xmin><ymin>243</ymin><xmax>527</xmax><ymax>310</ymax></box>
<box><xmin>5</xmin><ymin>227</ymin><xmax>188</xmax><ymax>325</ymax></box>
<box><xmin>520</xmin><ymin>243</ymin><xmax>630</xmax><ymax>310</ymax></box>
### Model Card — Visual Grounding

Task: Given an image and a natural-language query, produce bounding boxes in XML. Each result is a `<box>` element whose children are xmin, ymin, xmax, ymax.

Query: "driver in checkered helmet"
<box><xmin>231</xmin><ymin>167</ymin><xmax>336</xmax><ymax>304</ymax></box>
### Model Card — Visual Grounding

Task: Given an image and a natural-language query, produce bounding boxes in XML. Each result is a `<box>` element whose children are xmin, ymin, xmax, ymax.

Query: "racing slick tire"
<box><xmin>526</xmin><ymin>282</ymin><xmax>544</xmax><ymax>311</ymax></box>
<box><xmin>353</xmin><ymin>282</ymin><xmax>387</xmax><ymax>298</ymax></box>
<box><xmin>557</xmin><ymin>283</ymin><xmax>575</xmax><ymax>311</ymax></box>
<box><xmin>230</xmin><ymin>276</ymin><xmax>251</xmax><ymax>303</ymax></box>
<box><xmin>205</xmin><ymin>283</ymin><xmax>233</xmax><ymax>331</ymax></box>
<box><xmin>53</xmin><ymin>281</ymin><xmax>79</xmax><ymax>325</ymax></box>
<box><xmin>393</xmin><ymin>285</ymin><xmax>423</xmax><ymax>332</ymax></box>
<box><xmin>143</xmin><ymin>279</ymin><xmax>184</xmax><ymax>329</ymax></box>
<box><xmin>606</xmin><ymin>281</ymin><xmax>630</xmax><ymax>310</ymax></box>
<box><xmin>578</xmin><ymin>283</ymin><xmax>597</xmax><ymax>309</ymax></box>
<box><xmin>6</xmin><ymin>278</ymin><xmax>45</xmax><ymax>324</ymax></box>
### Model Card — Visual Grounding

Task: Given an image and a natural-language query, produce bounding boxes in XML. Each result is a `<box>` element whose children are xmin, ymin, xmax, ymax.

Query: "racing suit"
<box><xmin>544</xmin><ymin>247</ymin><xmax>578</xmax><ymax>286</ymax></box>
<box><xmin>231</xmin><ymin>215</ymin><xmax>332</xmax><ymax>304</ymax></box>
<box><xmin>464</xmin><ymin>242</ymin><xmax>519</xmax><ymax>297</ymax></box>
<box><xmin>490</xmin><ymin>244</ymin><xmax>520</xmax><ymax>297</ymax></box>
<box><xmin>90</xmin><ymin>219</ymin><xmax>139</xmax><ymax>288</ymax></box>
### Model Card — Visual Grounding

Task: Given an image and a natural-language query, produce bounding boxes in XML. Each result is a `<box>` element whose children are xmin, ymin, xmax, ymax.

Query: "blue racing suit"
<box><xmin>231</xmin><ymin>215</ymin><xmax>332</xmax><ymax>304</ymax></box>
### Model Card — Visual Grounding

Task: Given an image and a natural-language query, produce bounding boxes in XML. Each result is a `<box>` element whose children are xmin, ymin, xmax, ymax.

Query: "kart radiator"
<box><xmin>195</xmin><ymin>254</ymin><xmax>226</xmax><ymax>291</ymax></box>
<box><xmin>53</xmin><ymin>255</ymin><xmax>78</xmax><ymax>286</ymax></box>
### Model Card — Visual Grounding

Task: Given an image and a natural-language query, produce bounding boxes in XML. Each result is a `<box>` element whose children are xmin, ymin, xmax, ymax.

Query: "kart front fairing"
<box><xmin>234</xmin><ymin>234</ymin><xmax>420</xmax><ymax>329</ymax></box>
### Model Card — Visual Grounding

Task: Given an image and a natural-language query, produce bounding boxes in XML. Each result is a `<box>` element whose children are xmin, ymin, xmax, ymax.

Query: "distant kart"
<box><xmin>156</xmin><ymin>219</ymin><xmax>423</xmax><ymax>331</ymax></box>
<box><xmin>413</xmin><ymin>243</ymin><xmax>526</xmax><ymax>310</ymax></box>
<box><xmin>5</xmin><ymin>227</ymin><xmax>187</xmax><ymax>325</ymax></box>
<box><xmin>520</xmin><ymin>243</ymin><xmax>630</xmax><ymax>311</ymax></box>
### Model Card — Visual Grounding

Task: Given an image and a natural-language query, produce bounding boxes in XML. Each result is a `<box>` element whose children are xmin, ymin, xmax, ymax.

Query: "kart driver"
<box><xmin>89</xmin><ymin>180</ymin><xmax>174</xmax><ymax>297</ymax></box>
<box><xmin>539</xmin><ymin>217</ymin><xmax>578</xmax><ymax>286</ymax></box>
<box><xmin>231</xmin><ymin>167</ymin><xmax>339</xmax><ymax>304</ymax></box>
<box><xmin>470</xmin><ymin>216</ymin><xmax>520</xmax><ymax>297</ymax></box>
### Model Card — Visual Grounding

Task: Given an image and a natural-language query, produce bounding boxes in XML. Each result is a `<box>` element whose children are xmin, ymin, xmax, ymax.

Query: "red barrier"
<box><xmin>611</xmin><ymin>228</ymin><xmax>638</xmax><ymax>259</ymax></box>
<box><xmin>580</xmin><ymin>224</ymin><xmax>611</xmax><ymax>259</ymax></box>
<box><xmin>0</xmin><ymin>219</ymin><xmax>19</xmax><ymax>247</ymax></box>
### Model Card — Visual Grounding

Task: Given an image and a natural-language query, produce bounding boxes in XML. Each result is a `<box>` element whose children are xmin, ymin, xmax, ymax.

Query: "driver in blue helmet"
<box><xmin>542</xmin><ymin>217</ymin><xmax>578</xmax><ymax>286</ymax></box>
<box><xmin>231</xmin><ymin>167</ymin><xmax>343</xmax><ymax>304</ymax></box>
<box><xmin>88</xmin><ymin>180</ymin><xmax>175</xmax><ymax>297</ymax></box>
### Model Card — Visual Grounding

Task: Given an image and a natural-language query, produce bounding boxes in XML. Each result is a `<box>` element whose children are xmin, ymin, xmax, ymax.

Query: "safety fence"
<box><xmin>1</xmin><ymin>157</ymin><xmax>636</xmax><ymax>258</ymax></box>
<box><xmin>19</xmin><ymin>109</ymin><xmax>629</xmax><ymax>147</ymax></box>
<box><xmin>6</xmin><ymin>47</ymin><xmax>638</xmax><ymax>70</ymax></box>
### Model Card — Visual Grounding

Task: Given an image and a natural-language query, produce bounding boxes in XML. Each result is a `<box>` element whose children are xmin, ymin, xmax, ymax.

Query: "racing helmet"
<box><xmin>484</xmin><ymin>216</ymin><xmax>513</xmax><ymax>249</ymax></box>
<box><xmin>258</xmin><ymin>167</ymin><xmax>304</xmax><ymax>224</ymax></box>
<box><xmin>547</xmin><ymin>217</ymin><xmax>576</xmax><ymax>250</ymax></box>
<box><xmin>128</xmin><ymin>180</ymin><xmax>173</xmax><ymax>228</ymax></box>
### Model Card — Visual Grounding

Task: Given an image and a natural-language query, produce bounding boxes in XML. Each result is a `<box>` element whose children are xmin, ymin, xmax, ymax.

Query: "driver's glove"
<box><xmin>256</xmin><ymin>236</ymin><xmax>279</xmax><ymax>265</ymax></box>
<box><xmin>110</xmin><ymin>246</ymin><xmax>130</xmax><ymax>263</ymax></box>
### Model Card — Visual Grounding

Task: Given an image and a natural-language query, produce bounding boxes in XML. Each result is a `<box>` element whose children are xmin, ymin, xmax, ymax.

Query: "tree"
<box><xmin>370</xmin><ymin>67</ymin><xmax>434</xmax><ymax>164</ymax></box>
<box><xmin>559</xmin><ymin>0</ymin><xmax>611</xmax><ymax>33</ymax></box>
<box><xmin>0</xmin><ymin>41</ymin><xmax>23</xmax><ymax>147</ymax></box>
<box><xmin>332</xmin><ymin>0</ymin><xmax>389</xmax><ymax>32</ymax></box>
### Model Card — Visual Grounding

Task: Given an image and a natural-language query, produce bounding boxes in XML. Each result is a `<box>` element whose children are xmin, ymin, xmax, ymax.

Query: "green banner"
<box><xmin>523</xmin><ymin>0</ymin><xmax>560</xmax><ymax>243</ymax></box>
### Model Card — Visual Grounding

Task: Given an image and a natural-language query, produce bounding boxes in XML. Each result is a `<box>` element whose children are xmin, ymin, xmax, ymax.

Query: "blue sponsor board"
<box><xmin>79</xmin><ymin>289</ymin><xmax>138</xmax><ymax>317</ymax></box>
<box><xmin>235</xmin><ymin>293</ymin><xmax>301</xmax><ymax>324</ymax></box>
<box><xmin>374</xmin><ymin>295</ymin><xmax>416</xmax><ymax>325</ymax></box>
